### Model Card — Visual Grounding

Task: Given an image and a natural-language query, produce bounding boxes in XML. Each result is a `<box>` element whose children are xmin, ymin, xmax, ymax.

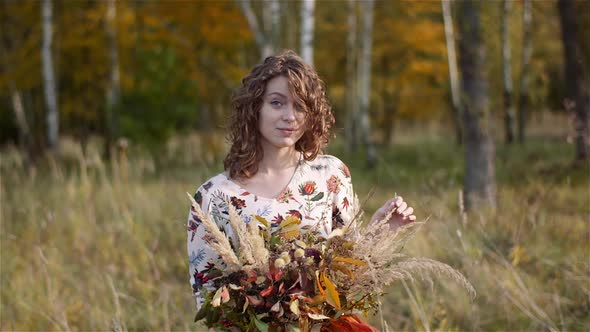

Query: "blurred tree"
<box><xmin>104</xmin><ymin>0</ymin><xmax>120</xmax><ymax>160</ymax></box>
<box><xmin>42</xmin><ymin>0</ymin><xmax>59</xmax><ymax>152</ymax></box>
<box><xmin>558</xmin><ymin>0</ymin><xmax>589</xmax><ymax>161</ymax></box>
<box><xmin>344</xmin><ymin>0</ymin><xmax>358</xmax><ymax>153</ymax></box>
<box><xmin>0</xmin><ymin>2</ymin><xmax>35</xmax><ymax>162</ymax></box>
<box><xmin>237</xmin><ymin>0</ymin><xmax>273</xmax><ymax>58</ymax></box>
<box><xmin>517</xmin><ymin>0</ymin><xmax>532</xmax><ymax>143</ymax></box>
<box><xmin>358</xmin><ymin>0</ymin><xmax>376</xmax><ymax>168</ymax></box>
<box><xmin>501</xmin><ymin>0</ymin><xmax>516</xmax><ymax>144</ymax></box>
<box><xmin>441</xmin><ymin>0</ymin><xmax>463</xmax><ymax>145</ymax></box>
<box><xmin>457</xmin><ymin>0</ymin><xmax>496</xmax><ymax>210</ymax></box>
<box><xmin>372</xmin><ymin>1</ymin><xmax>447</xmax><ymax>144</ymax></box>
<box><xmin>300</xmin><ymin>0</ymin><xmax>315</xmax><ymax>65</ymax></box>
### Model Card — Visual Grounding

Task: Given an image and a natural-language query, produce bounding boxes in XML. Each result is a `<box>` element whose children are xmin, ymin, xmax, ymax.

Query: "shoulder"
<box><xmin>192</xmin><ymin>172</ymin><xmax>233</xmax><ymax>208</ymax></box>
<box><xmin>309</xmin><ymin>154</ymin><xmax>351</xmax><ymax>178</ymax></box>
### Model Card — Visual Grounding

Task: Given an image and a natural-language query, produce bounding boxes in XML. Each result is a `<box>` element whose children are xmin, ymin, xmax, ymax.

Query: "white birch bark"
<box><xmin>42</xmin><ymin>0</ymin><xmax>59</xmax><ymax>150</ymax></box>
<box><xmin>268</xmin><ymin>0</ymin><xmax>280</xmax><ymax>52</ymax></box>
<box><xmin>300</xmin><ymin>0</ymin><xmax>315</xmax><ymax>65</ymax></box>
<box><xmin>358</xmin><ymin>0</ymin><xmax>376</xmax><ymax>167</ymax></box>
<box><xmin>345</xmin><ymin>0</ymin><xmax>358</xmax><ymax>152</ymax></box>
<box><xmin>10</xmin><ymin>85</ymin><xmax>31</xmax><ymax>141</ymax></box>
<box><xmin>441</xmin><ymin>0</ymin><xmax>463</xmax><ymax>144</ymax></box>
<box><xmin>237</xmin><ymin>0</ymin><xmax>272</xmax><ymax>58</ymax></box>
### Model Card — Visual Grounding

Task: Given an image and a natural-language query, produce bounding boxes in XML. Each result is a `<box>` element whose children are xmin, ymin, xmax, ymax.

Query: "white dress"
<box><xmin>186</xmin><ymin>154</ymin><xmax>355</xmax><ymax>309</ymax></box>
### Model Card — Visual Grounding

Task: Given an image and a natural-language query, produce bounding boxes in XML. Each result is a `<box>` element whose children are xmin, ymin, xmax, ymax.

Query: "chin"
<box><xmin>272</xmin><ymin>139</ymin><xmax>297</xmax><ymax>148</ymax></box>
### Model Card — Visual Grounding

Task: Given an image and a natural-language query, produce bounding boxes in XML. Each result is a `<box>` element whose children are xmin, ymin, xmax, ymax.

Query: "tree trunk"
<box><xmin>501</xmin><ymin>0</ymin><xmax>516</xmax><ymax>144</ymax></box>
<box><xmin>383</xmin><ymin>92</ymin><xmax>398</xmax><ymax>147</ymax></box>
<box><xmin>264</xmin><ymin>0</ymin><xmax>280</xmax><ymax>53</ymax></box>
<box><xmin>558</xmin><ymin>0</ymin><xmax>589</xmax><ymax>162</ymax></box>
<box><xmin>345</xmin><ymin>0</ymin><xmax>358</xmax><ymax>153</ymax></box>
<box><xmin>238</xmin><ymin>0</ymin><xmax>272</xmax><ymax>58</ymax></box>
<box><xmin>105</xmin><ymin>0</ymin><xmax>121</xmax><ymax>161</ymax></box>
<box><xmin>517</xmin><ymin>0</ymin><xmax>532</xmax><ymax>143</ymax></box>
<box><xmin>458</xmin><ymin>0</ymin><xmax>496</xmax><ymax>210</ymax></box>
<box><xmin>42</xmin><ymin>0</ymin><xmax>59</xmax><ymax>152</ymax></box>
<box><xmin>441</xmin><ymin>0</ymin><xmax>463</xmax><ymax>145</ymax></box>
<box><xmin>358</xmin><ymin>0</ymin><xmax>376</xmax><ymax>168</ymax></box>
<box><xmin>10</xmin><ymin>84</ymin><xmax>34</xmax><ymax>167</ymax></box>
<box><xmin>300</xmin><ymin>0</ymin><xmax>315</xmax><ymax>65</ymax></box>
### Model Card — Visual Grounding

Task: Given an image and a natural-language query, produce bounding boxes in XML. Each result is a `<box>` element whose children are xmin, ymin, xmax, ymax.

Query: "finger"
<box><xmin>408</xmin><ymin>215</ymin><xmax>416</xmax><ymax>221</ymax></box>
<box><xmin>387</xmin><ymin>198</ymin><xmax>397</xmax><ymax>207</ymax></box>
<box><xmin>393</xmin><ymin>196</ymin><xmax>403</xmax><ymax>207</ymax></box>
<box><xmin>397</xmin><ymin>202</ymin><xmax>408</xmax><ymax>213</ymax></box>
<box><xmin>402</xmin><ymin>207</ymin><xmax>414</xmax><ymax>217</ymax></box>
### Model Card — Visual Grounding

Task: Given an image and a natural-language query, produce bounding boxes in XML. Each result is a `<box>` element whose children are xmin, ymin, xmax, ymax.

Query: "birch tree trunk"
<box><xmin>238</xmin><ymin>0</ymin><xmax>272</xmax><ymax>58</ymax></box>
<box><xmin>517</xmin><ymin>0</ymin><xmax>532</xmax><ymax>143</ymax></box>
<box><xmin>441</xmin><ymin>0</ymin><xmax>463</xmax><ymax>145</ymax></box>
<box><xmin>558</xmin><ymin>0</ymin><xmax>590</xmax><ymax>161</ymax></box>
<box><xmin>0</xmin><ymin>16</ymin><xmax>33</xmax><ymax>159</ymax></box>
<box><xmin>105</xmin><ymin>0</ymin><xmax>121</xmax><ymax>160</ymax></box>
<box><xmin>345</xmin><ymin>0</ymin><xmax>358</xmax><ymax>153</ymax></box>
<box><xmin>300</xmin><ymin>0</ymin><xmax>315</xmax><ymax>65</ymax></box>
<box><xmin>501</xmin><ymin>0</ymin><xmax>516</xmax><ymax>143</ymax></box>
<box><xmin>42</xmin><ymin>0</ymin><xmax>59</xmax><ymax>151</ymax></box>
<box><xmin>458</xmin><ymin>0</ymin><xmax>496</xmax><ymax>210</ymax></box>
<box><xmin>262</xmin><ymin>0</ymin><xmax>280</xmax><ymax>53</ymax></box>
<box><xmin>358</xmin><ymin>0</ymin><xmax>376</xmax><ymax>167</ymax></box>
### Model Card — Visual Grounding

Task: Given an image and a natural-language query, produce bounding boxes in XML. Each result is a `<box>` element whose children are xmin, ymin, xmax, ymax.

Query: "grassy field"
<box><xmin>1</xmin><ymin>123</ymin><xmax>589</xmax><ymax>331</ymax></box>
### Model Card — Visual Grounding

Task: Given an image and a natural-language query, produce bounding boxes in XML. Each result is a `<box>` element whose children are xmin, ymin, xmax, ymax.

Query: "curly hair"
<box><xmin>224</xmin><ymin>50</ymin><xmax>335</xmax><ymax>180</ymax></box>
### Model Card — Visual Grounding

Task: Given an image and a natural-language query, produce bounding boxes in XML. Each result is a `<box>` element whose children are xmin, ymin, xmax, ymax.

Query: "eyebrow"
<box><xmin>266</xmin><ymin>92</ymin><xmax>287</xmax><ymax>98</ymax></box>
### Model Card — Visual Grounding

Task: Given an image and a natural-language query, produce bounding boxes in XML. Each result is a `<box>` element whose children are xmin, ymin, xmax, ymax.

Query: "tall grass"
<box><xmin>1</xmin><ymin>127</ymin><xmax>588</xmax><ymax>331</ymax></box>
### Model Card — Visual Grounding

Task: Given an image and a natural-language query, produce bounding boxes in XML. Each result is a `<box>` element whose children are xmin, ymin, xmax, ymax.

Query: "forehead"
<box><xmin>264</xmin><ymin>76</ymin><xmax>291</xmax><ymax>97</ymax></box>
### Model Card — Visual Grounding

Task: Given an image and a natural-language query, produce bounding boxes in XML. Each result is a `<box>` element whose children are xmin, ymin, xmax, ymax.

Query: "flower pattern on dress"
<box><xmin>298</xmin><ymin>181</ymin><xmax>317</xmax><ymax>196</ymax></box>
<box><xmin>327</xmin><ymin>175</ymin><xmax>342</xmax><ymax>194</ymax></box>
<box><xmin>187</xmin><ymin>154</ymin><xmax>355</xmax><ymax>310</ymax></box>
<box><xmin>276</xmin><ymin>188</ymin><xmax>296</xmax><ymax>204</ymax></box>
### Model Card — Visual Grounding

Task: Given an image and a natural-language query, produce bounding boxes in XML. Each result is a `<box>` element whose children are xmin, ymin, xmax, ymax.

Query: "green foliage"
<box><xmin>118</xmin><ymin>47</ymin><xmax>199</xmax><ymax>149</ymax></box>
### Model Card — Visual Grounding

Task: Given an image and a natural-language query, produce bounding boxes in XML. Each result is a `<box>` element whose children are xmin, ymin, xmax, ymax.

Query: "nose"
<box><xmin>282</xmin><ymin>104</ymin><xmax>296</xmax><ymax>122</ymax></box>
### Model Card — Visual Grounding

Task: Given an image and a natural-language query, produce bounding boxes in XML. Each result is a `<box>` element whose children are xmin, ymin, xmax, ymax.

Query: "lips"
<box><xmin>277</xmin><ymin>128</ymin><xmax>298</xmax><ymax>136</ymax></box>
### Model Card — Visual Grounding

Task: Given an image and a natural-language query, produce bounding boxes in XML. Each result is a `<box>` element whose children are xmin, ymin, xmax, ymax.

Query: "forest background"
<box><xmin>1</xmin><ymin>0</ymin><xmax>589</xmax><ymax>331</ymax></box>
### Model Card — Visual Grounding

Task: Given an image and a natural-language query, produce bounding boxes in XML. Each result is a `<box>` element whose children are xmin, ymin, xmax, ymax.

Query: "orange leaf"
<box><xmin>321</xmin><ymin>272</ymin><xmax>341</xmax><ymax>309</ymax></box>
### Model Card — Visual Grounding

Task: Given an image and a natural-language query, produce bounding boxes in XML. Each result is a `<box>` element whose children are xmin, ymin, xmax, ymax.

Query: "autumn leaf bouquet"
<box><xmin>187</xmin><ymin>193</ymin><xmax>475</xmax><ymax>332</ymax></box>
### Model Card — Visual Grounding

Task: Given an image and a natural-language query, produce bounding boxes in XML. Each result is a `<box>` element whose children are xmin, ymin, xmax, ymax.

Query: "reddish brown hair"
<box><xmin>224</xmin><ymin>50</ymin><xmax>335</xmax><ymax>179</ymax></box>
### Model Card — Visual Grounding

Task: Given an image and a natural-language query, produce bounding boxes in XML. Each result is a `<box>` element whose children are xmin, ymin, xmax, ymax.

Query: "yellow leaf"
<box><xmin>290</xmin><ymin>299</ymin><xmax>300</xmax><ymax>316</ymax></box>
<box><xmin>315</xmin><ymin>271</ymin><xmax>325</xmax><ymax>297</ymax></box>
<box><xmin>333</xmin><ymin>257</ymin><xmax>367</xmax><ymax>267</ymax></box>
<box><xmin>321</xmin><ymin>272</ymin><xmax>341</xmax><ymax>309</ymax></box>
<box><xmin>255</xmin><ymin>215</ymin><xmax>270</xmax><ymax>228</ymax></box>
<box><xmin>331</xmin><ymin>263</ymin><xmax>354</xmax><ymax>279</ymax></box>
<box><xmin>278</xmin><ymin>216</ymin><xmax>301</xmax><ymax>230</ymax></box>
<box><xmin>280</xmin><ymin>228</ymin><xmax>300</xmax><ymax>239</ymax></box>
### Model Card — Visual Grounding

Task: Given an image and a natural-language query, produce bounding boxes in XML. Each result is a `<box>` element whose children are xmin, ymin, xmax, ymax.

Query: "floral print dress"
<box><xmin>186</xmin><ymin>154</ymin><xmax>355</xmax><ymax>310</ymax></box>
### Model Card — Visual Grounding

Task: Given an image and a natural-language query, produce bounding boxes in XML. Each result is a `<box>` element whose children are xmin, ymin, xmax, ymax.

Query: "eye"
<box><xmin>270</xmin><ymin>100</ymin><xmax>283</xmax><ymax>108</ymax></box>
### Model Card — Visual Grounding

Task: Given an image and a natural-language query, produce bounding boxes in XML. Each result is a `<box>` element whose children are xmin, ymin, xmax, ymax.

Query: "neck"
<box><xmin>258</xmin><ymin>143</ymin><xmax>300</xmax><ymax>175</ymax></box>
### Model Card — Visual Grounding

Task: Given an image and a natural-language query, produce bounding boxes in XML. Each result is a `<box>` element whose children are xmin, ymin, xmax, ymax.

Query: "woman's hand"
<box><xmin>370</xmin><ymin>196</ymin><xmax>416</xmax><ymax>230</ymax></box>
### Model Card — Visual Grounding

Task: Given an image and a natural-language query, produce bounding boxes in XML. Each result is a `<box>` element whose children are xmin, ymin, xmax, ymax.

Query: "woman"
<box><xmin>187</xmin><ymin>50</ymin><xmax>415</xmax><ymax>311</ymax></box>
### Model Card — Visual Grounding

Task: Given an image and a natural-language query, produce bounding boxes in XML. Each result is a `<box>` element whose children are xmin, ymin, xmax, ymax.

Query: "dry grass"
<box><xmin>1</xmin><ymin>127</ymin><xmax>589</xmax><ymax>331</ymax></box>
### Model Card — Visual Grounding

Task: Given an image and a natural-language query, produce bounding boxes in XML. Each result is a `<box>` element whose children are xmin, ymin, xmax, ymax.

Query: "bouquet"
<box><xmin>187</xmin><ymin>193</ymin><xmax>475</xmax><ymax>332</ymax></box>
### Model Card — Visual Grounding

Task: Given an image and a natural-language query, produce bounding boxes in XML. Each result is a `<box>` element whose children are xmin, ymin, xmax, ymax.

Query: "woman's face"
<box><xmin>258</xmin><ymin>75</ymin><xmax>306</xmax><ymax>150</ymax></box>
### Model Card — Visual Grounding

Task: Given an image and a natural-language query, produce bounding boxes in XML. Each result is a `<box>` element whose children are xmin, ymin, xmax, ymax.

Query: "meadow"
<box><xmin>1</xmin><ymin>117</ymin><xmax>588</xmax><ymax>331</ymax></box>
